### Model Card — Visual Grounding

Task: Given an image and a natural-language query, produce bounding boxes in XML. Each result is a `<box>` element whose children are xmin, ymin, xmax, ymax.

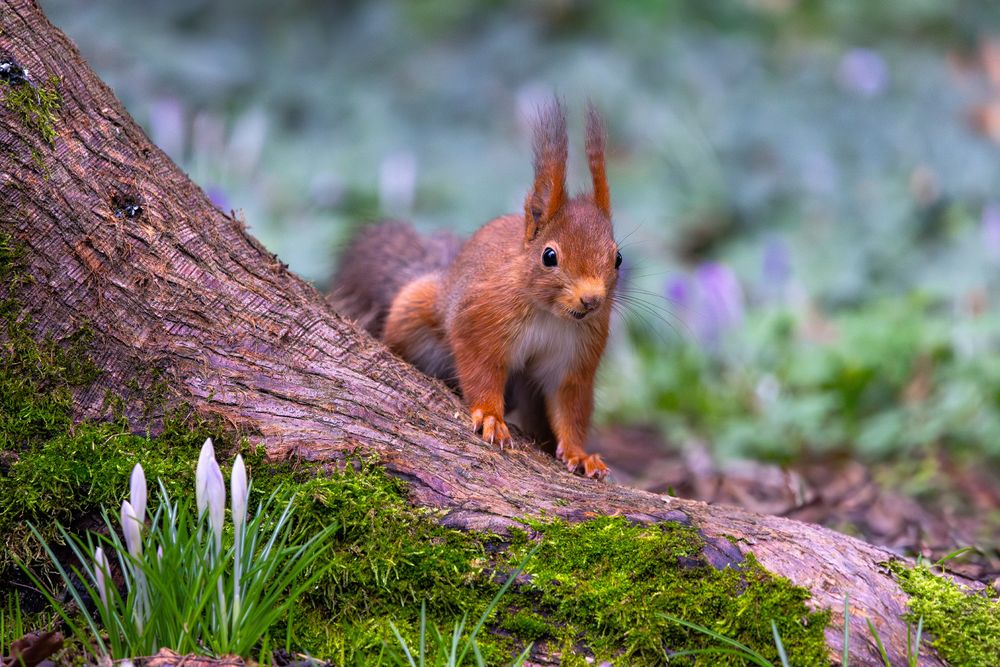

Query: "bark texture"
<box><xmin>0</xmin><ymin>2</ymin><xmax>964</xmax><ymax>664</ymax></box>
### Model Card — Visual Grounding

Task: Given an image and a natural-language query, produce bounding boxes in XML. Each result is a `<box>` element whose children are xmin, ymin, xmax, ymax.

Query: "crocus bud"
<box><xmin>205</xmin><ymin>457</ymin><xmax>226</xmax><ymax>551</ymax></box>
<box><xmin>93</xmin><ymin>547</ymin><xmax>109</xmax><ymax>607</ymax></box>
<box><xmin>196</xmin><ymin>438</ymin><xmax>215</xmax><ymax>518</ymax></box>
<box><xmin>120</xmin><ymin>500</ymin><xmax>142</xmax><ymax>559</ymax></box>
<box><xmin>231</xmin><ymin>454</ymin><xmax>247</xmax><ymax>540</ymax></box>
<box><xmin>130</xmin><ymin>464</ymin><xmax>147</xmax><ymax>523</ymax></box>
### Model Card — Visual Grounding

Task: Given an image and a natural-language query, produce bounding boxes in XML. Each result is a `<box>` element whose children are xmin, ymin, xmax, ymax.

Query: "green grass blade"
<box><xmin>449</xmin><ymin>615</ymin><xmax>466</xmax><ymax>666</ymax></box>
<box><xmin>388</xmin><ymin>619</ymin><xmax>417</xmax><ymax>667</ymax></box>
<box><xmin>660</xmin><ymin>613</ymin><xmax>774</xmax><ymax>666</ymax></box>
<box><xmin>933</xmin><ymin>547</ymin><xmax>976</xmax><ymax>568</ymax></box>
<box><xmin>909</xmin><ymin>616</ymin><xmax>924</xmax><ymax>667</ymax></box>
<box><xmin>866</xmin><ymin>619</ymin><xmax>892</xmax><ymax>667</ymax></box>
<box><xmin>771</xmin><ymin>620</ymin><xmax>789</xmax><ymax>667</ymax></box>
<box><xmin>23</xmin><ymin>523</ymin><xmax>110</xmax><ymax>656</ymax></box>
<box><xmin>842</xmin><ymin>593</ymin><xmax>850</xmax><ymax>667</ymax></box>
<box><xmin>471</xmin><ymin>639</ymin><xmax>486</xmax><ymax>667</ymax></box>
<box><xmin>455</xmin><ymin>543</ymin><xmax>539</xmax><ymax>664</ymax></box>
<box><xmin>419</xmin><ymin>601</ymin><xmax>426</xmax><ymax>667</ymax></box>
<box><xmin>666</xmin><ymin>647</ymin><xmax>775</xmax><ymax>665</ymax></box>
<box><xmin>511</xmin><ymin>642</ymin><xmax>533</xmax><ymax>667</ymax></box>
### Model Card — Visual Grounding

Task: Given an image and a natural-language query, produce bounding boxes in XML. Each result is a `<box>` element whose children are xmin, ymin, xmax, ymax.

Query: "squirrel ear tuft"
<box><xmin>586</xmin><ymin>103</ymin><xmax>611</xmax><ymax>218</ymax></box>
<box><xmin>524</xmin><ymin>99</ymin><xmax>568</xmax><ymax>242</ymax></box>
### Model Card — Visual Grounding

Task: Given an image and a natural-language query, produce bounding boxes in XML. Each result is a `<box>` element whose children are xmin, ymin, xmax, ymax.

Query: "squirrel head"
<box><xmin>523</xmin><ymin>101</ymin><xmax>620</xmax><ymax>322</ymax></box>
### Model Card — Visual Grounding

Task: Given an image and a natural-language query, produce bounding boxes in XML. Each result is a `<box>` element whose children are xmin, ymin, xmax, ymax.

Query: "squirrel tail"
<box><xmin>329</xmin><ymin>220</ymin><xmax>460</xmax><ymax>338</ymax></box>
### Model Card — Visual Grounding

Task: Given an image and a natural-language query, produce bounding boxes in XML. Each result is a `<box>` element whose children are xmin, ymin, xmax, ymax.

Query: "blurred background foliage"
<box><xmin>39</xmin><ymin>0</ymin><xmax>1000</xmax><ymax>467</ymax></box>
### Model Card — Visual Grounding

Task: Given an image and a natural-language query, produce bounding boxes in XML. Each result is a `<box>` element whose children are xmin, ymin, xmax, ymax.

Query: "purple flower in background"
<box><xmin>665</xmin><ymin>274</ymin><xmax>692</xmax><ymax>311</ymax></box>
<box><xmin>695</xmin><ymin>262</ymin><xmax>745</xmax><ymax>344</ymax></box>
<box><xmin>982</xmin><ymin>203</ymin><xmax>1000</xmax><ymax>264</ymax></box>
<box><xmin>837</xmin><ymin>48</ymin><xmax>888</xmax><ymax>98</ymax></box>
<box><xmin>761</xmin><ymin>236</ymin><xmax>792</xmax><ymax>302</ymax></box>
<box><xmin>206</xmin><ymin>185</ymin><xmax>230</xmax><ymax>212</ymax></box>
<box><xmin>667</xmin><ymin>262</ymin><xmax>746</xmax><ymax>350</ymax></box>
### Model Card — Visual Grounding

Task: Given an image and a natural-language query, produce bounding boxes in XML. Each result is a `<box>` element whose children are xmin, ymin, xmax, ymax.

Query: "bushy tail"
<box><xmin>329</xmin><ymin>221</ymin><xmax>460</xmax><ymax>338</ymax></box>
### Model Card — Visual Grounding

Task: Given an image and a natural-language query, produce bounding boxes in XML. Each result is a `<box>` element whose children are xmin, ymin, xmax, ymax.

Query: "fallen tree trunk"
<box><xmin>0</xmin><ymin>2</ymin><xmax>962</xmax><ymax>664</ymax></box>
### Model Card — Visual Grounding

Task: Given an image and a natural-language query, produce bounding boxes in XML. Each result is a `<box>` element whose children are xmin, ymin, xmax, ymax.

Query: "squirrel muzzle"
<box><xmin>565</xmin><ymin>277</ymin><xmax>606</xmax><ymax>319</ymax></box>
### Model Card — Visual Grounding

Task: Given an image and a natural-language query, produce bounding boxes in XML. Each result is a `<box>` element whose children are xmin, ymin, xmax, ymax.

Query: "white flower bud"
<box><xmin>206</xmin><ymin>457</ymin><xmax>226</xmax><ymax>551</ymax></box>
<box><xmin>231</xmin><ymin>454</ymin><xmax>247</xmax><ymax>540</ymax></box>
<box><xmin>196</xmin><ymin>438</ymin><xmax>215</xmax><ymax>518</ymax></box>
<box><xmin>130</xmin><ymin>464</ymin><xmax>146</xmax><ymax>523</ymax></box>
<box><xmin>120</xmin><ymin>500</ymin><xmax>142</xmax><ymax>559</ymax></box>
<box><xmin>93</xmin><ymin>547</ymin><xmax>109</xmax><ymax>607</ymax></box>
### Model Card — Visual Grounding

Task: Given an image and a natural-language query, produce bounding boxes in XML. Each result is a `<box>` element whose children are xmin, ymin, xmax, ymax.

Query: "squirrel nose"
<box><xmin>580</xmin><ymin>295</ymin><xmax>603</xmax><ymax>312</ymax></box>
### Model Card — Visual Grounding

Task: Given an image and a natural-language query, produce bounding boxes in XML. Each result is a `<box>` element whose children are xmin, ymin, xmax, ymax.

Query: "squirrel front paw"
<box><xmin>470</xmin><ymin>407</ymin><xmax>513</xmax><ymax>448</ymax></box>
<box><xmin>557</xmin><ymin>444</ymin><xmax>608</xmax><ymax>480</ymax></box>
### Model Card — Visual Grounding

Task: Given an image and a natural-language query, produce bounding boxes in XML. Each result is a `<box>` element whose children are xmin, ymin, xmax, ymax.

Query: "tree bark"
<box><xmin>0</xmin><ymin>2</ymin><xmax>964</xmax><ymax>664</ymax></box>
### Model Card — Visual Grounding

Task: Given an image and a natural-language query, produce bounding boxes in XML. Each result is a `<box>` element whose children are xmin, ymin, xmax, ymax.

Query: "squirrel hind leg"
<box><xmin>330</xmin><ymin>221</ymin><xmax>461</xmax><ymax>338</ymax></box>
<box><xmin>384</xmin><ymin>273</ymin><xmax>455</xmax><ymax>381</ymax></box>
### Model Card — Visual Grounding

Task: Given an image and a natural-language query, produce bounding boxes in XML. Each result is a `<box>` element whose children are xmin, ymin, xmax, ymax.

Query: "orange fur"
<box><xmin>384</xmin><ymin>274</ymin><xmax>454</xmax><ymax>380</ymax></box>
<box><xmin>348</xmin><ymin>103</ymin><xmax>618</xmax><ymax>479</ymax></box>
<box><xmin>586</xmin><ymin>103</ymin><xmax>611</xmax><ymax>217</ymax></box>
<box><xmin>524</xmin><ymin>100</ymin><xmax>568</xmax><ymax>243</ymax></box>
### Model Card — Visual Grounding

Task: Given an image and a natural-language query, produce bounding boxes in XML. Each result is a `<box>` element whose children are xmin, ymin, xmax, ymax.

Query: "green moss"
<box><xmin>493</xmin><ymin>518</ymin><xmax>829</xmax><ymax>665</ymax></box>
<box><xmin>252</xmin><ymin>461</ymin><xmax>489</xmax><ymax>615</ymax></box>
<box><xmin>2</xmin><ymin>75</ymin><xmax>61</xmax><ymax>145</ymax></box>
<box><xmin>890</xmin><ymin>561</ymin><xmax>1000</xmax><ymax>666</ymax></box>
<box><xmin>500</xmin><ymin>608</ymin><xmax>556</xmax><ymax>641</ymax></box>
<box><xmin>0</xmin><ymin>322</ymin><xmax>99</xmax><ymax>450</ymax></box>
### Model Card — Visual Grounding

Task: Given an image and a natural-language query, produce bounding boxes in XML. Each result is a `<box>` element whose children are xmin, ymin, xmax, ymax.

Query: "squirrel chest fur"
<box><xmin>508</xmin><ymin>309</ymin><xmax>586</xmax><ymax>394</ymax></box>
<box><xmin>331</xmin><ymin>102</ymin><xmax>618</xmax><ymax>479</ymax></box>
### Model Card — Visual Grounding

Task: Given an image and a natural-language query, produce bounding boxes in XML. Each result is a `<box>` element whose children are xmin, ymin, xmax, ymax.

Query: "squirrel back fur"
<box><xmin>329</xmin><ymin>220</ymin><xmax>460</xmax><ymax>338</ymax></box>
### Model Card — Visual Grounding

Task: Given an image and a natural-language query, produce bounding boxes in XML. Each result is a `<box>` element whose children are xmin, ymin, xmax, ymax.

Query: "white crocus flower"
<box><xmin>93</xmin><ymin>547</ymin><xmax>109</xmax><ymax>607</ymax></box>
<box><xmin>231</xmin><ymin>454</ymin><xmax>248</xmax><ymax>540</ymax></box>
<box><xmin>197</xmin><ymin>446</ymin><xmax>228</xmax><ymax>630</ymax></box>
<box><xmin>120</xmin><ymin>498</ymin><xmax>148</xmax><ymax>633</ymax></box>
<box><xmin>206</xmin><ymin>456</ymin><xmax>226</xmax><ymax>552</ymax></box>
<box><xmin>231</xmin><ymin>454</ymin><xmax>248</xmax><ymax>622</ymax></box>
<box><xmin>120</xmin><ymin>500</ymin><xmax>142</xmax><ymax>559</ymax></box>
<box><xmin>130</xmin><ymin>463</ymin><xmax>146</xmax><ymax>523</ymax></box>
<box><xmin>196</xmin><ymin>438</ymin><xmax>215</xmax><ymax>518</ymax></box>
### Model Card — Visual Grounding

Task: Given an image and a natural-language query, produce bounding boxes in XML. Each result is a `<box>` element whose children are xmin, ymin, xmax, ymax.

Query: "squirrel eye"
<box><xmin>615</xmin><ymin>251</ymin><xmax>622</xmax><ymax>269</ymax></box>
<box><xmin>542</xmin><ymin>247</ymin><xmax>558</xmax><ymax>267</ymax></box>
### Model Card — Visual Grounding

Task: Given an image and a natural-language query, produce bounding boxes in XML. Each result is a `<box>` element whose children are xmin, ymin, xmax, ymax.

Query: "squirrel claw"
<box><xmin>557</xmin><ymin>447</ymin><xmax>609</xmax><ymax>480</ymax></box>
<box><xmin>471</xmin><ymin>408</ymin><xmax>512</xmax><ymax>449</ymax></box>
<box><xmin>582</xmin><ymin>454</ymin><xmax>609</xmax><ymax>480</ymax></box>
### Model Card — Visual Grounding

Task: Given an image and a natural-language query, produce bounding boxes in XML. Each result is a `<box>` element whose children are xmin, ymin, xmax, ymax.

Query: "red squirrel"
<box><xmin>332</xmin><ymin>101</ymin><xmax>619</xmax><ymax>479</ymax></box>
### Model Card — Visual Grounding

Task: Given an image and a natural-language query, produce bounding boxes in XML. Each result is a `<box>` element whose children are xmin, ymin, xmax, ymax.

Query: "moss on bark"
<box><xmin>1</xmin><ymin>72</ymin><xmax>61</xmax><ymax>145</ymax></box>
<box><xmin>890</xmin><ymin>561</ymin><xmax>1000</xmax><ymax>666</ymax></box>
